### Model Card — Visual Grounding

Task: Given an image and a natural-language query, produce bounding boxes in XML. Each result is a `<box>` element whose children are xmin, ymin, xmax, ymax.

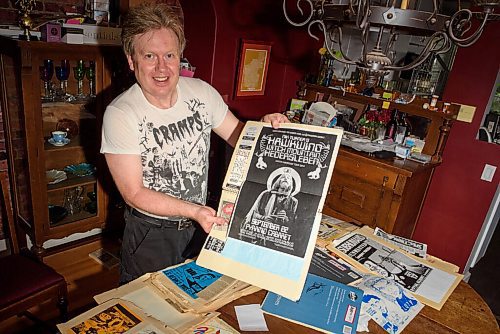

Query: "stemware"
<box><xmin>73</xmin><ymin>60</ymin><xmax>86</xmax><ymax>100</ymax></box>
<box><xmin>39</xmin><ymin>59</ymin><xmax>54</xmax><ymax>101</ymax></box>
<box><xmin>86</xmin><ymin>60</ymin><xmax>96</xmax><ymax>98</ymax></box>
<box><xmin>55</xmin><ymin>59</ymin><xmax>71</xmax><ymax>101</ymax></box>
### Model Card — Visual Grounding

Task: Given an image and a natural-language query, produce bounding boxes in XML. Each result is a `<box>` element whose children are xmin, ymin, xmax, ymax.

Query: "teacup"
<box><xmin>51</xmin><ymin>131</ymin><xmax>67</xmax><ymax>143</ymax></box>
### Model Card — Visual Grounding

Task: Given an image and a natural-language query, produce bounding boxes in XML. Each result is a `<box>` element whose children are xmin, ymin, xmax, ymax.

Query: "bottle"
<box><xmin>395</xmin><ymin>112</ymin><xmax>411</xmax><ymax>144</ymax></box>
<box><xmin>385</xmin><ymin>109</ymin><xmax>400</xmax><ymax>141</ymax></box>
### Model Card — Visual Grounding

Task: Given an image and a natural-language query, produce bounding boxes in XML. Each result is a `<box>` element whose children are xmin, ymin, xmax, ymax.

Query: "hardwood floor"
<box><xmin>0</xmin><ymin>238</ymin><xmax>120</xmax><ymax>334</ymax></box>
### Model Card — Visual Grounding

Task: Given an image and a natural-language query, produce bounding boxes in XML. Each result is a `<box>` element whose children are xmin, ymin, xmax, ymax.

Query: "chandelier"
<box><xmin>283</xmin><ymin>0</ymin><xmax>499</xmax><ymax>87</ymax></box>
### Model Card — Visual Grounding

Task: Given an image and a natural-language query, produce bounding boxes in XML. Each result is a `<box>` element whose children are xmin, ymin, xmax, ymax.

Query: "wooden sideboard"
<box><xmin>298</xmin><ymin>83</ymin><xmax>458</xmax><ymax>237</ymax></box>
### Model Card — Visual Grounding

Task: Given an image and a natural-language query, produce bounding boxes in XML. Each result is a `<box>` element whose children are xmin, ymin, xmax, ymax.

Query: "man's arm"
<box><xmin>104</xmin><ymin>153</ymin><xmax>225</xmax><ymax>232</ymax></box>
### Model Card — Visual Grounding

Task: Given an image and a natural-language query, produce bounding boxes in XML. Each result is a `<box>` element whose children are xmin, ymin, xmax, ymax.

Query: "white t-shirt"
<box><xmin>101</xmin><ymin>77</ymin><xmax>228</xmax><ymax>205</ymax></box>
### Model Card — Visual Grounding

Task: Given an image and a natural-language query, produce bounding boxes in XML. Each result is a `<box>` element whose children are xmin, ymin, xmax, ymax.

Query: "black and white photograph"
<box><xmin>227</xmin><ymin>126</ymin><xmax>339</xmax><ymax>257</ymax></box>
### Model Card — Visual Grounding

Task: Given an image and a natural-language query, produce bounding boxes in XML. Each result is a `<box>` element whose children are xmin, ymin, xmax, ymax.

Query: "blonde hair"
<box><xmin>121</xmin><ymin>2</ymin><xmax>186</xmax><ymax>57</ymax></box>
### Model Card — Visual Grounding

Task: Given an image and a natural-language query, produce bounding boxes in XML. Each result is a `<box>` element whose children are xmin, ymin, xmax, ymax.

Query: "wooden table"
<box><xmin>217</xmin><ymin>281</ymin><xmax>500</xmax><ymax>334</ymax></box>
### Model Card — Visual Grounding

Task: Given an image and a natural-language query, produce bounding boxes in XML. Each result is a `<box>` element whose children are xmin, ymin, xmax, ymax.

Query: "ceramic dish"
<box><xmin>48</xmin><ymin>137</ymin><xmax>70</xmax><ymax>146</ymax></box>
<box><xmin>46</xmin><ymin>169</ymin><xmax>67</xmax><ymax>184</ymax></box>
<box><xmin>64</xmin><ymin>163</ymin><xmax>95</xmax><ymax>177</ymax></box>
<box><xmin>48</xmin><ymin>205</ymin><xmax>68</xmax><ymax>224</ymax></box>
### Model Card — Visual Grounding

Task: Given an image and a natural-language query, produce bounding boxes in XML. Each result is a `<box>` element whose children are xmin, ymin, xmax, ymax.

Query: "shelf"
<box><xmin>299</xmin><ymin>82</ymin><xmax>460</xmax><ymax>120</ymax></box>
<box><xmin>44</xmin><ymin>135</ymin><xmax>97</xmax><ymax>151</ymax></box>
<box><xmin>49</xmin><ymin>210</ymin><xmax>98</xmax><ymax>228</ymax></box>
<box><xmin>47</xmin><ymin>174</ymin><xmax>97</xmax><ymax>192</ymax></box>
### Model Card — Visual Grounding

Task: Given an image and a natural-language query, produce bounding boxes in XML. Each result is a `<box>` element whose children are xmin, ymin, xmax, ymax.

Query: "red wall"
<box><xmin>181</xmin><ymin>1</ymin><xmax>500</xmax><ymax>271</ymax></box>
<box><xmin>413</xmin><ymin>22</ymin><xmax>500</xmax><ymax>271</ymax></box>
<box><xmin>184</xmin><ymin>0</ymin><xmax>321</xmax><ymax>120</ymax></box>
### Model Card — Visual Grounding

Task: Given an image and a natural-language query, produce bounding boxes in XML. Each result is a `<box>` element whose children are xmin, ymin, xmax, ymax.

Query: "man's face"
<box><xmin>127</xmin><ymin>28</ymin><xmax>181</xmax><ymax>108</ymax></box>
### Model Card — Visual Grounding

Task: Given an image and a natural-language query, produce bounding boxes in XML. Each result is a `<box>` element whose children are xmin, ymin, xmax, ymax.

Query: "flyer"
<box><xmin>197</xmin><ymin>121</ymin><xmax>343</xmax><ymax>300</ymax></box>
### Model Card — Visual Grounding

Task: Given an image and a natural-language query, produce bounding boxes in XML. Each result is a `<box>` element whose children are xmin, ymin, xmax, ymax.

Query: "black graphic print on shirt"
<box><xmin>138</xmin><ymin>98</ymin><xmax>211</xmax><ymax>204</ymax></box>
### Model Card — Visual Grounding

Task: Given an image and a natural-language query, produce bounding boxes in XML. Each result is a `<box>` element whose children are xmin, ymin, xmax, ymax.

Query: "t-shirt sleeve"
<box><xmin>204</xmin><ymin>82</ymin><xmax>228</xmax><ymax>129</ymax></box>
<box><xmin>100</xmin><ymin>105</ymin><xmax>140</xmax><ymax>155</ymax></box>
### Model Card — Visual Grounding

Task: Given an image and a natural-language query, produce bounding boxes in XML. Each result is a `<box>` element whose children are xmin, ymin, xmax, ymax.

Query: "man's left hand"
<box><xmin>261</xmin><ymin>113</ymin><xmax>290</xmax><ymax>129</ymax></box>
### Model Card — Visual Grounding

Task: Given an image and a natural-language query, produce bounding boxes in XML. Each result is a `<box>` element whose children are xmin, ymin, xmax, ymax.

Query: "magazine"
<box><xmin>354</xmin><ymin>274</ymin><xmax>423</xmax><ymax>334</ymax></box>
<box><xmin>329</xmin><ymin>226</ymin><xmax>462</xmax><ymax>310</ymax></box>
<box><xmin>56</xmin><ymin>299</ymin><xmax>178</xmax><ymax>334</ymax></box>
<box><xmin>261</xmin><ymin>273</ymin><xmax>363</xmax><ymax>334</ymax></box>
<box><xmin>309</xmin><ymin>246</ymin><xmax>362</xmax><ymax>285</ymax></box>
<box><xmin>197</xmin><ymin>121</ymin><xmax>343</xmax><ymax>300</ymax></box>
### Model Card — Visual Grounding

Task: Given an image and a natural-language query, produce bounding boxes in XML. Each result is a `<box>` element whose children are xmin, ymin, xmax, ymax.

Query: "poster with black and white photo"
<box><xmin>227</xmin><ymin>126</ymin><xmax>338</xmax><ymax>257</ymax></box>
<box><xmin>197</xmin><ymin>122</ymin><xmax>343</xmax><ymax>301</ymax></box>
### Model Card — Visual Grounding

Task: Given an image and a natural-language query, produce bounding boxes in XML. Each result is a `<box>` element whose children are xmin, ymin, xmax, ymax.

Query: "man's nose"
<box><xmin>156</xmin><ymin>58</ymin><xmax>168</xmax><ymax>70</ymax></box>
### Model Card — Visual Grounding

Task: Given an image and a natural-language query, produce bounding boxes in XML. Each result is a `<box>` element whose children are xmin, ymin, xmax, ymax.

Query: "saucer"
<box><xmin>48</xmin><ymin>138</ymin><xmax>70</xmax><ymax>146</ymax></box>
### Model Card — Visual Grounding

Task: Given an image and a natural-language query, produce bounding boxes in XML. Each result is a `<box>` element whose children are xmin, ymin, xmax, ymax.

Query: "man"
<box><xmin>101</xmin><ymin>3</ymin><xmax>288</xmax><ymax>284</ymax></box>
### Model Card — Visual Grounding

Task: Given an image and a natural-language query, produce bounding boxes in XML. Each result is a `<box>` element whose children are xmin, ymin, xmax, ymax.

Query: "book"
<box><xmin>261</xmin><ymin>273</ymin><xmax>363</xmax><ymax>334</ymax></box>
<box><xmin>89</xmin><ymin>248</ymin><xmax>120</xmax><ymax>269</ymax></box>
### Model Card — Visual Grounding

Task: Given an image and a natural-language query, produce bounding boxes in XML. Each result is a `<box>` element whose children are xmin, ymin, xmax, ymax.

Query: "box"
<box><xmin>61</xmin><ymin>27</ymin><xmax>84</xmax><ymax>44</ymax></box>
<box><xmin>41</xmin><ymin>23</ymin><xmax>61</xmax><ymax>42</ymax></box>
<box><xmin>62</xmin><ymin>23</ymin><xmax>121</xmax><ymax>45</ymax></box>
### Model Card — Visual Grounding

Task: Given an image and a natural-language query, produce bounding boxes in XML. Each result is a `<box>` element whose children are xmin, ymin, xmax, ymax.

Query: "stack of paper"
<box><xmin>316</xmin><ymin>214</ymin><xmax>360</xmax><ymax>248</ymax></box>
<box><xmin>329</xmin><ymin>226</ymin><xmax>463</xmax><ymax>310</ymax></box>
<box><xmin>58</xmin><ymin>260</ymin><xmax>250</xmax><ymax>333</ymax></box>
<box><xmin>150</xmin><ymin>260</ymin><xmax>261</xmax><ymax>313</ymax></box>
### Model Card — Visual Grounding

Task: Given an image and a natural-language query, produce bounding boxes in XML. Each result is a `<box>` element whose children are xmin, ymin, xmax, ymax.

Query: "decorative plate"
<box><xmin>64</xmin><ymin>163</ymin><xmax>95</xmax><ymax>177</ymax></box>
<box><xmin>46</xmin><ymin>169</ymin><xmax>67</xmax><ymax>184</ymax></box>
<box><xmin>56</xmin><ymin>118</ymin><xmax>79</xmax><ymax>138</ymax></box>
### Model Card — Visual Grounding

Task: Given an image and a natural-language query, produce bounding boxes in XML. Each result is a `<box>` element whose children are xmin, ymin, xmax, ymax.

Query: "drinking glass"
<box><xmin>55</xmin><ymin>60</ymin><xmax>70</xmax><ymax>101</ymax></box>
<box><xmin>39</xmin><ymin>59</ymin><xmax>54</xmax><ymax>101</ymax></box>
<box><xmin>86</xmin><ymin>60</ymin><xmax>96</xmax><ymax>98</ymax></box>
<box><xmin>73</xmin><ymin>60</ymin><xmax>86</xmax><ymax>100</ymax></box>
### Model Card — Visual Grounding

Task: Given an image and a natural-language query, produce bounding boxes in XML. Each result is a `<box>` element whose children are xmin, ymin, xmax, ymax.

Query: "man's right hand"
<box><xmin>192</xmin><ymin>205</ymin><xmax>226</xmax><ymax>233</ymax></box>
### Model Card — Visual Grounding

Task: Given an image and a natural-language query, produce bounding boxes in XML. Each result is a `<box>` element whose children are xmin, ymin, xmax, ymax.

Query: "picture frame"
<box><xmin>235</xmin><ymin>40</ymin><xmax>271</xmax><ymax>97</ymax></box>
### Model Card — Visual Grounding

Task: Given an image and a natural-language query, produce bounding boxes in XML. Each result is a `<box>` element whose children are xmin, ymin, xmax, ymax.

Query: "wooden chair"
<box><xmin>0</xmin><ymin>169</ymin><xmax>68</xmax><ymax>331</ymax></box>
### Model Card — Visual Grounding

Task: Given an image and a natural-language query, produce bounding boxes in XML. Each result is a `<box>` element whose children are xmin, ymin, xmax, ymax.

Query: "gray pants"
<box><xmin>120</xmin><ymin>207</ymin><xmax>195</xmax><ymax>284</ymax></box>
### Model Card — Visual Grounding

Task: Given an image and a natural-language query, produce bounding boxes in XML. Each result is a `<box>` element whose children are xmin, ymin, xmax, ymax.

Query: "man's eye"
<box><xmin>145</xmin><ymin>54</ymin><xmax>155</xmax><ymax>60</ymax></box>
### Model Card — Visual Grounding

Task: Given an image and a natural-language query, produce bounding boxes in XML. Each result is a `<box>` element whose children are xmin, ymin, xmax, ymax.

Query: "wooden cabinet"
<box><xmin>0</xmin><ymin>37</ymin><xmax>126</xmax><ymax>257</ymax></box>
<box><xmin>298</xmin><ymin>83</ymin><xmax>457</xmax><ymax>237</ymax></box>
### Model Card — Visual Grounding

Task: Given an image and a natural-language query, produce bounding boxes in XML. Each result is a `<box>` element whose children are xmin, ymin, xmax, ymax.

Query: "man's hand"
<box><xmin>261</xmin><ymin>113</ymin><xmax>290</xmax><ymax>129</ymax></box>
<box><xmin>192</xmin><ymin>204</ymin><xmax>227</xmax><ymax>233</ymax></box>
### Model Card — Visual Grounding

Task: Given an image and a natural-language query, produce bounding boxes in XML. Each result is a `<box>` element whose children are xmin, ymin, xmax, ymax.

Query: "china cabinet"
<box><xmin>0</xmin><ymin>37</ymin><xmax>126</xmax><ymax>258</ymax></box>
<box><xmin>298</xmin><ymin>82</ymin><xmax>459</xmax><ymax>237</ymax></box>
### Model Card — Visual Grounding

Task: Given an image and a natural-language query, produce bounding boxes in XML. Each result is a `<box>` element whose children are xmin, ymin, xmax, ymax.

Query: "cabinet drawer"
<box><xmin>336</xmin><ymin>154</ymin><xmax>399</xmax><ymax>189</ymax></box>
<box><xmin>325</xmin><ymin>171</ymin><xmax>394</xmax><ymax>231</ymax></box>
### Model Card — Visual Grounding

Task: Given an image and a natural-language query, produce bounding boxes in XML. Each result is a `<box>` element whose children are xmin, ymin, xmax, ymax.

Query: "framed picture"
<box><xmin>235</xmin><ymin>40</ymin><xmax>271</xmax><ymax>97</ymax></box>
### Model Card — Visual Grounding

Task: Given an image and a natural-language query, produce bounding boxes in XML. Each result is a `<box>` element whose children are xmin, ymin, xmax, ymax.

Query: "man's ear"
<box><xmin>127</xmin><ymin>54</ymin><xmax>135</xmax><ymax>72</ymax></box>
